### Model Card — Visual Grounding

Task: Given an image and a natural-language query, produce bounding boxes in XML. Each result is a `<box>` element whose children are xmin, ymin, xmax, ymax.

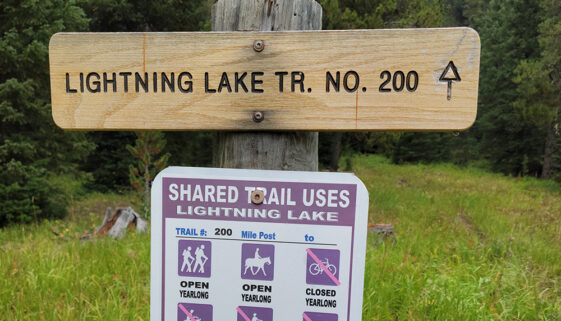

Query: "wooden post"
<box><xmin>211</xmin><ymin>0</ymin><xmax>322</xmax><ymax>171</ymax></box>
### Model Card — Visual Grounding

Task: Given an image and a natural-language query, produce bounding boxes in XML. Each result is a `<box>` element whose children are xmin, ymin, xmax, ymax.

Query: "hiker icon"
<box><xmin>178</xmin><ymin>240</ymin><xmax>211</xmax><ymax>278</ymax></box>
<box><xmin>193</xmin><ymin>245</ymin><xmax>209</xmax><ymax>273</ymax></box>
<box><xmin>181</xmin><ymin>246</ymin><xmax>194</xmax><ymax>272</ymax></box>
<box><xmin>241</xmin><ymin>243</ymin><xmax>274</xmax><ymax>281</ymax></box>
<box><xmin>251</xmin><ymin>313</ymin><xmax>263</xmax><ymax>321</ymax></box>
<box><xmin>178</xmin><ymin>303</ymin><xmax>212</xmax><ymax>321</ymax></box>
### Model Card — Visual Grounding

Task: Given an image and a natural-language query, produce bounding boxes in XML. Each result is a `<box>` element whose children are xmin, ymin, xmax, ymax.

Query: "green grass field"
<box><xmin>1</xmin><ymin>155</ymin><xmax>560</xmax><ymax>320</ymax></box>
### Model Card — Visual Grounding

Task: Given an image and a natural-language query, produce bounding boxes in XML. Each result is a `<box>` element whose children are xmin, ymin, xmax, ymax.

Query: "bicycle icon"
<box><xmin>308</xmin><ymin>258</ymin><xmax>337</xmax><ymax>276</ymax></box>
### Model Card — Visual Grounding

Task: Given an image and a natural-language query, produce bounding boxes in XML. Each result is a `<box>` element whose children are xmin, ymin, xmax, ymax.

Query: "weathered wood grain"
<box><xmin>211</xmin><ymin>0</ymin><xmax>320</xmax><ymax>171</ymax></box>
<box><xmin>49</xmin><ymin>27</ymin><xmax>480</xmax><ymax>131</ymax></box>
<box><xmin>213</xmin><ymin>130</ymin><xmax>319</xmax><ymax>169</ymax></box>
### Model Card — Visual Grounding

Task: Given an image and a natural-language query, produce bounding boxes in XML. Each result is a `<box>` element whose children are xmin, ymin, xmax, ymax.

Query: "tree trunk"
<box><xmin>211</xmin><ymin>0</ymin><xmax>322</xmax><ymax>171</ymax></box>
<box><xmin>542</xmin><ymin>105</ymin><xmax>559</xmax><ymax>179</ymax></box>
<box><xmin>144</xmin><ymin>143</ymin><xmax>150</xmax><ymax>208</ymax></box>
<box><xmin>329</xmin><ymin>132</ymin><xmax>343</xmax><ymax>171</ymax></box>
<box><xmin>542</xmin><ymin>123</ymin><xmax>555</xmax><ymax>178</ymax></box>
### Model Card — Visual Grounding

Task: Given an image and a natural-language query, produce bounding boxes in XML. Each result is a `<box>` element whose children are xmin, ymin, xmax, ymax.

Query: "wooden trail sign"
<box><xmin>49</xmin><ymin>28</ymin><xmax>480</xmax><ymax>131</ymax></box>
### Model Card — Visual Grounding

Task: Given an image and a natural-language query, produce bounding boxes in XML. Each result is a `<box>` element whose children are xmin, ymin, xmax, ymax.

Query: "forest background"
<box><xmin>1</xmin><ymin>0</ymin><xmax>560</xmax><ymax>225</ymax></box>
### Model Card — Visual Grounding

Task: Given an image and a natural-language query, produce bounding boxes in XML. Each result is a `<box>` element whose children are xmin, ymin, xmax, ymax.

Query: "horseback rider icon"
<box><xmin>241</xmin><ymin>243</ymin><xmax>274</xmax><ymax>281</ymax></box>
<box><xmin>243</xmin><ymin>247</ymin><xmax>271</xmax><ymax>276</ymax></box>
<box><xmin>236</xmin><ymin>305</ymin><xmax>272</xmax><ymax>321</ymax></box>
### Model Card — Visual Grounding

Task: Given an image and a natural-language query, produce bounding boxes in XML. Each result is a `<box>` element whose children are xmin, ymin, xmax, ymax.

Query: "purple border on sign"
<box><xmin>161</xmin><ymin>177</ymin><xmax>358</xmax><ymax>321</ymax></box>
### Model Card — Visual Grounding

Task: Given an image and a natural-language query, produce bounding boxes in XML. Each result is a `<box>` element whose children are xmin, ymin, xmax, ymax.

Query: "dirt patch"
<box><xmin>456</xmin><ymin>211</ymin><xmax>487</xmax><ymax>241</ymax></box>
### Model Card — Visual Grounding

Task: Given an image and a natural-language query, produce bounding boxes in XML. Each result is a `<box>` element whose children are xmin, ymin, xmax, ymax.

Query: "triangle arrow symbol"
<box><xmin>439</xmin><ymin>61</ymin><xmax>461</xmax><ymax>82</ymax></box>
<box><xmin>440</xmin><ymin>61</ymin><xmax>461</xmax><ymax>100</ymax></box>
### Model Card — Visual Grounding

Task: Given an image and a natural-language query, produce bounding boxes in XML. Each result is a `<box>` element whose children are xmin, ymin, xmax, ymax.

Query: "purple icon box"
<box><xmin>302</xmin><ymin>312</ymin><xmax>338</xmax><ymax>321</ymax></box>
<box><xmin>237</xmin><ymin>306</ymin><xmax>273</xmax><ymax>321</ymax></box>
<box><xmin>178</xmin><ymin>240</ymin><xmax>211</xmax><ymax>278</ymax></box>
<box><xmin>241</xmin><ymin>243</ymin><xmax>275</xmax><ymax>281</ymax></box>
<box><xmin>306</xmin><ymin>248</ymin><xmax>340</xmax><ymax>286</ymax></box>
<box><xmin>178</xmin><ymin>302</ymin><xmax>212</xmax><ymax>321</ymax></box>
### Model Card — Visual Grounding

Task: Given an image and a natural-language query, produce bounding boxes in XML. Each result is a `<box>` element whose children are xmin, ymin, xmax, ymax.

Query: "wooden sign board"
<box><xmin>49</xmin><ymin>28</ymin><xmax>480</xmax><ymax>131</ymax></box>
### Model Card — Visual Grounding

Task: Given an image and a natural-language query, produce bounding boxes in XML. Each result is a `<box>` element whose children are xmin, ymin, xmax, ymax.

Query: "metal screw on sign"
<box><xmin>252</xmin><ymin>111</ymin><xmax>265</xmax><ymax>123</ymax></box>
<box><xmin>251</xmin><ymin>190</ymin><xmax>265</xmax><ymax>205</ymax></box>
<box><xmin>253</xmin><ymin>40</ymin><xmax>265</xmax><ymax>52</ymax></box>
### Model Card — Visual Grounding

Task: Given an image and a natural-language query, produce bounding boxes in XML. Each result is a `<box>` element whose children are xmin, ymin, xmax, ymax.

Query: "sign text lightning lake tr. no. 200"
<box><xmin>49</xmin><ymin>28</ymin><xmax>480</xmax><ymax>131</ymax></box>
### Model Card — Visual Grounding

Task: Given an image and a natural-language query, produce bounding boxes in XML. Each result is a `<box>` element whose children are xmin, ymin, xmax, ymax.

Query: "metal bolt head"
<box><xmin>253</xmin><ymin>40</ymin><xmax>264</xmax><ymax>52</ymax></box>
<box><xmin>251</xmin><ymin>190</ymin><xmax>265</xmax><ymax>205</ymax></box>
<box><xmin>252</xmin><ymin>111</ymin><xmax>264</xmax><ymax>123</ymax></box>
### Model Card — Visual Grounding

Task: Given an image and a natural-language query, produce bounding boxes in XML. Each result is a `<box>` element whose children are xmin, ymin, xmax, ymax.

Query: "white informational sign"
<box><xmin>151</xmin><ymin>167</ymin><xmax>369</xmax><ymax>321</ymax></box>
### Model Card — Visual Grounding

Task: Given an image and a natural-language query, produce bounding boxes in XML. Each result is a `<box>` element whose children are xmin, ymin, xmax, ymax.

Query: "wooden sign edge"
<box><xmin>48</xmin><ymin>27</ymin><xmax>480</xmax><ymax>38</ymax></box>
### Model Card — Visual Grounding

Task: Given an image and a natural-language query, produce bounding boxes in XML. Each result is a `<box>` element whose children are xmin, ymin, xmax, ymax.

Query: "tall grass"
<box><xmin>1</xmin><ymin>155</ymin><xmax>560</xmax><ymax>320</ymax></box>
<box><xmin>357</xmin><ymin>155</ymin><xmax>561</xmax><ymax>320</ymax></box>
<box><xmin>0</xmin><ymin>193</ymin><xmax>149</xmax><ymax>320</ymax></box>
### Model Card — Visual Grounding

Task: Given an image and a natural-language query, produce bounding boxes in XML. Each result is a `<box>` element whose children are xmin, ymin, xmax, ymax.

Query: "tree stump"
<box><xmin>368</xmin><ymin>223</ymin><xmax>397</xmax><ymax>246</ymax></box>
<box><xmin>95</xmin><ymin>207</ymin><xmax>148</xmax><ymax>239</ymax></box>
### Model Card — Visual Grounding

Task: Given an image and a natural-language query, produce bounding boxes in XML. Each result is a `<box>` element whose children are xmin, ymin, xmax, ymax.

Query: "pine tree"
<box><xmin>80</xmin><ymin>132</ymin><xmax>137</xmax><ymax>192</ymax></box>
<box><xmin>77</xmin><ymin>0</ymin><xmax>212</xmax><ymax>32</ymax></box>
<box><xmin>127</xmin><ymin>132</ymin><xmax>170</xmax><ymax>217</ymax></box>
<box><xmin>466</xmin><ymin>0</ymin><xmax>544</xmax><ymax>176</ymax></box>
<box><xmin>0</xmin><ymin>0</ymin><xmax>92</xmax><ymax>225</ymax></box>
<box><xmin>514</xmin><ymin>0</ymin><xmax>561</xmax><ymax>179</ymax></box>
